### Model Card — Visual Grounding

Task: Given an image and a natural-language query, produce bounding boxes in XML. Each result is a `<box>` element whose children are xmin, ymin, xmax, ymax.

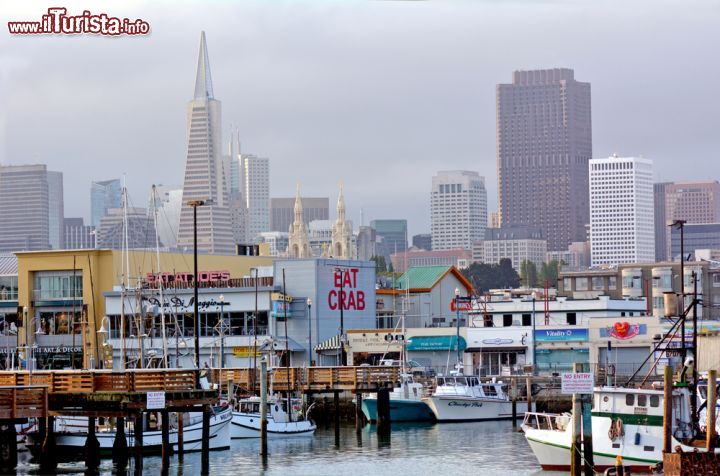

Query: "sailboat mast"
<box><xmin>283</xmin><ymin>269</ymin><xmax>292</xmax><ymax>422</ymax></box>
<box><xmin>152</xmin><ymin>185</ymin><xmax>169</xmax><ymax>368</ymax></box>
<box><xmin>120</xmin><ymin>181</ymin><xmax>129</xmax><ymax>371</ymax></box>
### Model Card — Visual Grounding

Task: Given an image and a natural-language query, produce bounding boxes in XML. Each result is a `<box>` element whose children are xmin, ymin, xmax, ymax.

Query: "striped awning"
<box><xmin>314</xmin><ymin>334</ymin><xmax>342</xmax><ymax>353</ymax></box>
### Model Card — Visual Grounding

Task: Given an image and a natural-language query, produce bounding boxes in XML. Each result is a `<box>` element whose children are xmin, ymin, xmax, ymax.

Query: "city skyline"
<box><xmin>2</xmin><ymin>1</ymin><xmax>719</xmax><ymax>237</ymax></box>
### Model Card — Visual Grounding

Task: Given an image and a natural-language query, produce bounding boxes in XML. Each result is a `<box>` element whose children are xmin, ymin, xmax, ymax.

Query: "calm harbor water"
<box><xmin>18</xmin><ymin>421</ymin><xmax>555</xmax><ymax>475</ymax></box>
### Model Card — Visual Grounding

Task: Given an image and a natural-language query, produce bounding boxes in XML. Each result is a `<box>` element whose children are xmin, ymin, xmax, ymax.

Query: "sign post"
<box><xmin>562</xmin><ymin>367</ymin><xmax>594</xmax><ymax>476</ymax></box>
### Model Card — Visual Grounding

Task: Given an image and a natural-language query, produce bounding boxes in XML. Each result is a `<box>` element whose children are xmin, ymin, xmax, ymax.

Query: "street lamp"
<box><xmin>669</xmin><ymin>219</ymin><xmax>687</xmax><ymax>363</ymax></box>
<box><xmin>307</xmin><ymin>298</ymin><xmax>313</xmax><ymax>367</ymax></box>
<box><xmin>335</xmin><ymin>267</ymin><xmax>346</xmax><ymax>366</ymax></box>
<box><xmin>251</xmin><ymin>267</ymin><xmax>259</xmax><ymax>391</ymax></box>
<box><xmin>455</xmin><ymin>288</ymin><xmax>461</xmax><ymax>372</ymax></box>
<box><xmin>219</xmin><ymin>294</ymin><xmax>226</xmax><ymax>369</ymax></box>
<box><xmin>531</xmin><ymin>292</ymin><xmax>537</xmax><ymax>375</ymax></box>
<box><xmin>187</xmin><ymin>199</ymin><xmax>206</xmax><ymax>385</ymax></box>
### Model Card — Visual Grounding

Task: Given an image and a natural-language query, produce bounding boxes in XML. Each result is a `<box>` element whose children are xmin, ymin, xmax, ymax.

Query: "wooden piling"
<box><xmin>355</xmin><ymin>392</ymin><xmax>364</xmax><ymax>432</ymax></box>
<box><xmin>133</xmin><ymin>412</ymin><xmax>143</xmax><ymax>475</ymax></box>
<box><xmin>526</xmin><ymin>376</ymin><xmax>533</xmax><ymax>413</ymax></box>
<box><xmin>663</xmin><ymin>365</ymin><xmax>672</xmax><ymax>454</ymax></box>
<box><xmin>707</xmin><ymin>369</ymin><xmax>717</xmax><ymax>450</ymax></box>
<box><xmin>260</xmin><ymin>358</ymin><xmax>268</xmax><ymax>456</ymax></box>
<box><xmin>334</xmin><ymin>391</ymin><xmax>341</xmax><ymax>442</ymax></box>
<box><xmin>85</xmin><ymin>416</ymin><xmax>100</xmax><ymax>471</ymax></box>
<box><xmin>511</xmin><ymin>377</ymin><xmax>518</xmax><ymax>427</ymax></box>
<box><xmin>113</xmin><ymin>416</ymin><xmax>129</xmax><ymax>469</ymax></box>
<box><xmin>581</xmin><ymin>395</ymin><xmax>594</xmax><ymax>475</ymax></box>
<box><xmin>176</xmin><ymin>412</ymin><xmax>184</xmax><ymax>461</ymax></box>
<box><xmin>39</xmin><ymin>416</ymin><xmax>57</xmax><ymax>472</ymax></box>
<box><xmin>571</xmin><ymin>391</ymin><xmax>582</xmax><ymax>476</ymax></box>
<box><xmin>0</xmin><ymin>422</ymin><xmax>17</xmax><ymax>471</ymax></box>
<box><xmin>376</xmin><ymin>386</ymin><xmax>391</xmax><ymax>436</ymax></box>
<box><xmin>161</xmin><ymin>409</ymin><xmax>171</xmax><ymax>470</ymax></box>
<box><xmin>201</xmin><ymin>405</ymin><xmax>210</xmax><ymax>475</ymax></box>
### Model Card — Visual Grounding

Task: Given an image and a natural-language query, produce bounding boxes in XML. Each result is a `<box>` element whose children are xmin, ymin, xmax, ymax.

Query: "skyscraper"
<box><xmin>96</xmin><ymin>208</ymin><xmax>159</xmax><ymax>250</ymax></box>
<box><xmin>64</xmin><ymin>218</ymin><xmax>96</xmax><ymax>250</ymax></box>
<box><xmin>90</xmin><ymin>178</ymin><xmax>121</xmax><ymax>228</ymax></box>
<box><xmin>177</xmin><ymin>32</ymin><xmax>235</xmax><ymax>254</ymax></box>
<box><xmin>47</xmin><ymin>171</ymin><xmax>64</xmax><ymax>249</ymax></box>
<box><xmin>0</xmin><ymin>164</ymin><xmax>51</xmax><ymax>252</ymax></box>
<box><xmin>653</xmin><ymin>182</ymin><xmax>670</xmax><ymax>261</ymax></box>
<box><xmin>589</xmin><ymin>156</ymin><xmax>654</xmax><ymax>266</ymax></box>
<box><xmin>497</xmin><ymin>68</ymin><xmax>592</xmax><ymax>251</ymax></box>
<box><xmin>242</xmin><ymin>154</ymin><xmax>270</xmax><ymax>243</ymax></box>
<box><xmin>430</xmin><ymin>170</ymin><xmax>487</xmax><ymax>251</ymax></box>
<box><xmin>270</xmin><ymin>197</ymin><xmax>329</xmax><ymax>233</ymax></box>
<box><xmin>370</xmin><ymin>219</ymin><xmax>407</xmax><ymax>265</ymax></box>
<box><xmin>150</xmin><ymin>185</ymin><xmax>182</xmax><ymax>249</ymax></box>
<box><xmin>662</xmin><ymin>181</ymin><xmax>720</xmax><ymax>260</ymax></box>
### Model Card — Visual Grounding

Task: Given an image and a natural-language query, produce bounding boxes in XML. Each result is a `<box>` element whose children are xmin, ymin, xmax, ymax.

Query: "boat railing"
<box><xmin>522</xmin><ymin>411</ymin><xmax>569</xmax><ymax>432</ymax></box>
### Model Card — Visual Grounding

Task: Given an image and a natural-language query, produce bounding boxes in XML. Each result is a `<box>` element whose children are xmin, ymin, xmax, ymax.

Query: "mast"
<box><xmin>283</xmin><ymin>269</ymin><xmax>292</xmax><ymax>422</ymax></box>
<box><xmin>119</xmin><ymin>181</ymin><xmax>129</xmax><ymax>371</ymax></box>
<box><xmin>152</xmin><ymin>185</ymin><xmax>170</xmax><ymax>368</ymax></box>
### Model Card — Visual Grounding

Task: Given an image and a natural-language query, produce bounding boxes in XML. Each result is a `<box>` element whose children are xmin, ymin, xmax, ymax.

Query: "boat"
<box><xmin>360</xmin><ymin>373</ymin><xmax>435</xmax><ymax>422</ymax></box>
<box><xmin>231</xmin><ymin>395</ymin><xmax>316</xmax><ymax>438</ymax></box>
<box><xmin>697</xmin><ymin>378</ymin><xmax>720</xmax><ymax>435</ymax></box>
<box><xmin>423</xmin><ymin>373</ymin><xmax>528</xmax><ymax>422</ymax></box>
<box><xmin>522</xmin><ymin>385</ymin><xmax>720</xmax><ymax>472</ymax></box>
<box><xmin>26</xmin><ymin>407</ymin><xmax>232</xmax><ymax>461</ymax></box>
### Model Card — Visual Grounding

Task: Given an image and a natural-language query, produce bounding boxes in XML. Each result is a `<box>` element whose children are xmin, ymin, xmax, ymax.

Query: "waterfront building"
<box><xmin>389</xmin><ymin>249</ymin><xmax>471</xmax><ymax>274</ymax></box>
<box><xmin>356</xmin><ymin>226</ymin><xmax>376</xmax><ymax>261</ymax></box>
<box><xmin>671</xmin><ymin>223</ymin><xmax>720</xmax><ymax>259</ymax></box>
<box><xmin>661</xmin><ymin>181</ymin><xmax>720</xmax><ymax>260</ymax></box>
<box><xmin>95</xmin><ymin>207</ymin><xmax>159</xmax><ymax>250</ymax></box>
<box><xmin>271</xmin><ymin>197</ymin><xmax>329</xmax><ymax>233</ymax></box>
<box><xmin>497</xmin><ymin>68</ymin><xmax>592</xmax><ymax>251</ymax></box>
<box><xmin>0</xmin><ymin>164</ymin><xmax>51</xmax><ymax>252</ymax></box>
<box><xmin>63</xmin><ymin>218</ymin><xmax>96</xmax><ymax>250</ymax></box>
<box><xmin>90</xmin><ymin>179</ymin><xmax>121</xmax><ymax>228</ymax></box>
<box><xmin>242</xmin><ymin>154</ymin><xmax>270</xmax><ymax>243</ymax></box>
<box><xmin>0</xmin><ymin>254</ymin><xmax>19</xmax><ymax>369</ymax></box>
<box><xmin>330</xmin><ymin>185</ymin><xmax>354</xmax><ymax>259</ymax></box>
<box><xmin>589</xmin><ymin>155</ymin><xmax>654</xmax><ymax>266</ymax></box>
<box><xmin>412</xmin><ymin>233</ymin><xmax>432</xmax><ymax>251</ymax></box>
<box><xmin>177</xmin><ymin>32</ymin><xmax>235</xmax><ymax>255</ymax></box>
<box><xmin>472</xmin><ymin>226</ymin><xmax>546</xmax><ymax>272</ymax></box>
<box><xmin>287</xmin><ymin>186</ymin><xmax>312</xmax><ymax>258</ymax></box>
<box><xmin>47</xmin><ymin>171</ymin><xmax>64</xmax><ymax>250</ymax></box>
<box><xmin>370</xmin><ymin>219</ymin><xmax>407</xmax><ymax>265</ymax></box>
<box><xmin>430</xmin><ymin>170</ymin><xmax>487</xmax><ymax>251</ymax></box>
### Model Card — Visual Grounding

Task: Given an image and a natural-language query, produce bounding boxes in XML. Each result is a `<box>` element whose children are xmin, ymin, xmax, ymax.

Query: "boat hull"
<box><xmin>361</xmin><ymin>398</ymin><xmax>435</xmax><ymax>422</ymax></box>
<box><xmin>424</xmin><ymin>396</ymin><xmax>527</xmax><ymax>422</ymax></box>
<box><xmin>230</xmin><ymin>412</ymin><xmax>315</xmax><ymax>439</ymax></box>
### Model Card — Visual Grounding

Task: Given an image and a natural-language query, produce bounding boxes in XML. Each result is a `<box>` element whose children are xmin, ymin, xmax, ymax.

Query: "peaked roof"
<box><xmin>194</xmin><ymin>31</ymin><xmax>214</xmax><ymax>100</ymax></box>
<box><xmin>397</xmin><ymin>265</ymin><xmax>473</xmax><ymax>293</ymax></box>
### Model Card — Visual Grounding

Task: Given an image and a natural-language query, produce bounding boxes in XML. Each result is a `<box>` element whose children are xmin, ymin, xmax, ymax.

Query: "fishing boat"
<box><xmin>231</xmin><ymin>395</ymin><xmax>315</xmax><ymax>438</ymax></box>
<box><xmin>521</xmin><ymin>384</ymin><xmax>720</xmax><ymax>472</ymax></box>
<box><xmin>26</xmin><ymin>407</ymin><xmax>232</xmax><ymax>461</ymax></box>
<box><xmin>423</xmin><ymin>373</ymin><xmax>527</xmax><ymax>422</ymax></box>
<box><xmin>360</xmin><ymin>373</ymin><xmax>435</xmax><ymax>422</ymax></box>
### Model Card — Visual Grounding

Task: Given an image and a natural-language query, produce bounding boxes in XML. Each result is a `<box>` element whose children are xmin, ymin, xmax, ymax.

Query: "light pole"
<box><xmin>455</xmin><ymin>288</ymin><xmax>461</xmax><ymax>372</ymax></box>
<box><xmin>307</xmin><ymin>298</ymin><xmax>313</xmax><ymax>367</ymax></box>
<box><xmin>219</xmin><ymin>294</ymin><xmax>226</xmax><ymax>369</ymax></box>
<box><xmin>251</xmin><ymin>267</ymin><xmax>259</xmax><ymax>391</ymax></box>
<box><xmin>531</xmin><ymin>292</ymin><xmax>537</xmax><ymax>375</ymax></box>
<box><xmin>335</xmin><ymin>267</ymin><xmax>346</xmax><ymax>366</ymax></box>
<box><xmin>670</xmin><ymin>219</ymin><xmax>687</xmax><ymax>366</ymax></box>
<box><xmin>187</xmin><ymin>199</ymin><xmax>205</xmax><ymax>386</ymax></box>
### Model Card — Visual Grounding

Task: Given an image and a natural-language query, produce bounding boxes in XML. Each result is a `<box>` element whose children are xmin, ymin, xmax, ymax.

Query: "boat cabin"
<box><xmin>434</xmin><ymin>375</ymin><xmax>508</xmax><ymax>400</ymax></box>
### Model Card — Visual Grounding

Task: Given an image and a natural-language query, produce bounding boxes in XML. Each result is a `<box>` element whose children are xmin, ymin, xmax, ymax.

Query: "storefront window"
<box><xmin>34</xmin><ymin>272</ymin><xmax>83</xmax><ymax>300</ymax></box>
<box><xmin>0</xmin><ymin>276</ymin><xmax>18</xmax><ymax>301</ymax></box>
<box><xmin>37</xmin><ymin>311</ymin><xmax>82</xmax><ymax>335</ymax></box>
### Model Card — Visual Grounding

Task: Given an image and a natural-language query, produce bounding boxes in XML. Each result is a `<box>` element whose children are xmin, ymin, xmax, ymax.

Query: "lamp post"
<box><xmin>335</xmin><ymin>267</ymin><xmax>346</xmax><ymax>367</ymax></box>
<box><xmin>219</xmin><ymin>294</ymin><xmax>226</xmax><ymax>369</ymax></box>
<box><xmin>531</xmin><ymin>292</ymin><xmax>537</xmax><ymax>375</ymax></box>
<box><xmin>251</xmin><ymin>267</ymin><xmax>259</xmax><ymax>391</ymax></box>
<box><xmin>455</xmin><ymin>288</ymin><xmax>461</xmax><ymax>372</ymax></box>
<box><xmin>307</xmin><ymin>298</ymin><xmax>313</xmax><ymax>367</ymax></box>
<box><xmin>670</xmin><ymin>219</ymin><xmax>687</xmax><ymax>366</ymax></box>
<box><xmin>187</xmin><ymin>199</ymin><xmax>206</xmax><ymax>386</ymax></box>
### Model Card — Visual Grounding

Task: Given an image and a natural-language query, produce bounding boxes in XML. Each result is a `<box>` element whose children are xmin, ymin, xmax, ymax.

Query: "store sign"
<box><xmin>450</xmin><ymin>297</ymin><xmax>472</xmax><ymax>312</ymax></box>
<box><xmin>561</xmin><ymin>372</ymin><xmax>594</xmax><ymax>395</ymax></box>
<box><xmin>600</xmin><ymin>322</ymin><xmax>647</xmax><ymax>340</ymax></box>
<box><xmin>271</xmin><ymin>297</ymin><xmax>292</xmax><ymax>319</ymax></box>
<box><xmin>406</xmin><ymin>335</ymin><xmax>466</xmax><ymax>351</ymax></box>
<box><xmin>328</xmin><ymin>268</ymin><xmax>366</xmax><ymax>311</ymax></box>
<box><xmin>233</xmin><ymin>346</ymin><xmax>261</xmax><ymax>357</ymax></box>
<box><xmin>481</xmin><ymin>338</ymin><xmax>514</xmax><ymax>346</ymax></box>
<box><xmin>28</xmin><ymin>346</ymin><xmax>83</xmax><ymax>354</ymax></box>
<box><xmin>534</xmin><ymin>328</ymin><xmax>589</xmax><ymax>342</ymax></box>
<box><xmin>144</xmin><ymin>271</ymin><xmax>231</xmax><ymax>286</ymax></box>
<box><xmin>143</xmin><ymin>296</ymin><xmax>227</xmax><ymax>312</ymax></box>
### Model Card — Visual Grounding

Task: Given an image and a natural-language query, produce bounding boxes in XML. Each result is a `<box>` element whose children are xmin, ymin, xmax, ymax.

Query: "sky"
<box><xmin>1</xmin><ymin>0</ymin><xmax>719</xmax><ymax>237</ymax></box>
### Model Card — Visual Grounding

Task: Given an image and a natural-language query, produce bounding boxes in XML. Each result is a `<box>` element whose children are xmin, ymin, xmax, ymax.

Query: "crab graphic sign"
<box><xmin>601</xmin><ymin>321</ymin><xmax>646</xmax><ymax>340</ymax></box>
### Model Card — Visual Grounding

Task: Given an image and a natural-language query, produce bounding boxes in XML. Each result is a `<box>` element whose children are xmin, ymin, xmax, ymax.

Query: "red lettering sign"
<box><xmin>327</xmin><ymin>268</ymin><xmax>365</xmax><ymax>311</ymax></box>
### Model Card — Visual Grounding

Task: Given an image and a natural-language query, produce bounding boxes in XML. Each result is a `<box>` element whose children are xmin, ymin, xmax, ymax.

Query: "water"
<box><xmin>18</xmin><ymin>421</ymin><xmax>549</xmax><ymax>475</ymax></box>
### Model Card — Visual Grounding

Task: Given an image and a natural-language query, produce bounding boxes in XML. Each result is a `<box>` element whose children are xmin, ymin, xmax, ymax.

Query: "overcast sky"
<box><xmin>1</xmin><ymin>0</ymin><xmax>718</xmax><ymax>237</ymax></box>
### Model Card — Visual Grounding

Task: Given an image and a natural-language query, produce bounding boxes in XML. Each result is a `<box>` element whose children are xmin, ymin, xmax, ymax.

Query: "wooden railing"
<box><xmin>0</xmin><ymin>386</ymin><xmax>48</xmax><ymax>419</ymax></box>
<box><xmin>0</xmin><ymin>369</ymin><xmax>197</xmax><ymax>393</ymax></box>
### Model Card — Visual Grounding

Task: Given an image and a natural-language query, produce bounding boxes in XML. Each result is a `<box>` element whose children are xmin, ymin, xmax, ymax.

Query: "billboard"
<box><xmin>316</xmin><ymin>260</ymin><xmax>376</xmax><ymax>330</ymax></box>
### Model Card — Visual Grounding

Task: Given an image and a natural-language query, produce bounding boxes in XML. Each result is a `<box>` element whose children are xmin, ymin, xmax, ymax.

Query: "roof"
<box><xmin>396</xmin><ymin>265</ymin><xmax>473</xmax><ymax>293</ymax></box>
<box><xmin>0</xmin><ymin>254</ymin><xmax>18</xmax><ymax>275</ymax></box>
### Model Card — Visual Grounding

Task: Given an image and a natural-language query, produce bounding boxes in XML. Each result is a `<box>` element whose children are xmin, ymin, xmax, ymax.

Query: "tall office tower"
<box><xmin>663</xmin><ymin>181</ymin><xmax>720</xmax><ymax>260</ymax></box>
<box><xmin>589</xmin><ymin>156</ymin><xmax>655</xmax><ymax>266</ymax></box>
<box><xmin>150</xmin><ymin>185</ymin><xmax>182</xmax><ymax>249</ymax></box>
<box><xmin>47</xmin><ymin>171</ymin><xmax>64</xmax><ymax>249</ymax></box>
<box><xmin>497</xmin><ymin>68</ymin><xmax>592</xmax><ymax>251</ymax></box>
<box><xmin>64</xmin><ymin>218</ymin><xmax>96</xmax><ymax>249</ymax></box>
<box><xmin>430</xmin><ymin>170</ymin><xmax>487</xmax><ymax>251</ymax></box>
<box><xmin>270</xmin><ymin>197</ymin><xmax>329</xmax><ymax>232</ymax></box>
<box><xmin>0</xmin><ymin>164</ymin><xmax>51</xmax><ymax>251</ymax></box>
<box><xmin>177</xmin><ymin>32</ymin><xmax>235</xmax><ymax>254</ymax></box>
<box><xmin>653</xmin><ymin>182</ymin><xmax>671</xmax><ymax>261</ymax></box>
<box><xmin>97</xmin><ymin>208</ymin><xmax>159</xmax><ymax>249</ymax></box>
<box><xmin>242</xmin><ymin>154</ymin><xmax>270</xmax><ymax>243</ymax></box>
<box><xmin>356</xmin><ymin>226</ymin><xmax>377</xmax><ymax>261</ymax></box>
<box><xmin>412</xmin><ymin>233</ymin><xmax>432</xmax><ymax>251</ymax></box>
<box><xmin>370</xmin><ymin>219</ymin><xmax>407</xmax><ymax>265</ymax></box>
<box><xmin>90</xmin><ymin>179</ymin><xmax>121</xmax><ymax>227</ymax></box>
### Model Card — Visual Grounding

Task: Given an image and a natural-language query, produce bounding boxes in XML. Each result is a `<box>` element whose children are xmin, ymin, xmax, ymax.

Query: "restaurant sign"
<box><xmin>271</xmin><ymin>292</ymin><xmax>293</xmax><ymax>319</ymax></box>
<box><xmin>599</xmin><ymin>322</ymin><xmax>647</xmax><ymax>340</ymax></box>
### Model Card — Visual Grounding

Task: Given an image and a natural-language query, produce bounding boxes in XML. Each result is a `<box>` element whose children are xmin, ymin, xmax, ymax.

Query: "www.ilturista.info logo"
<box><xmin>8</xmin><ymin>8</ymin><xmax>150</xmax><ymax>35</ymax></box>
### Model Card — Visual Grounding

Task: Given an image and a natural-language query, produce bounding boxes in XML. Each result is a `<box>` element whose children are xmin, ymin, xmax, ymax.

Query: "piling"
<box><xmin>201</xmin><ymin>405</ymin><xmax>210</xmax><ymax>474</ymax></box>
<box><xmin>570</xmin><ymin>391</ymin><xmax>582</xmax><ymax>476</ymax></box>
<box><xmin>133</xmin><ymin>412</ymin><xmax>143</xmax><ymax>475</ymax></box>
<box><xmin>113</xmin><ymin>416</ymin><xmax>129</xmax><ymax>470</ymax></box>
<box><xmin>39</xmin><ymin>416</ymin><xmax>57</xmax><ymax>472</ymax></box>
<box><xmin>526</xmin><ymin>376</ymin><xmax>533</xmax><ymax>413</ymax></box>
<box><xmin>176</xmin><ymin>412</ymin><xmax>184</xmax><ymax>461</ymax></box>
<box><xmin>511</xmin><ymin>378</ymin><xmax>518</xmax><ymax>427</ymax></box>
<box><xmin>355</xmin><ymin>392</ymin><xmax>364</xmax><ymax>432</ymax></box>
<box><xmin>260</xmin><ymin>358</ymin><xmax>268</xmax><ymax>456</ymax></box>
<box><xmin>376</xmin><ymin>386</ymin><xmax>391</xmax><ymax>436</ymax></box>
<box><xmin>161</xmin><ymin>409</ymin><xmax>171</xmax><ymax>470</ymax></box>
<box><xmin>0</xmin><ymin>422</ymin><xmax>17</xmax><ymax>471</ymax></box>
<box><xmin>85</xmin><ymin>416</ymin><xmax>100</xmax><ymax>471</ymax></box>
<box><xmin>707</xmin><ymin>369</ymin><xmax>717</xmax><ymax>450</ymax></box>
<box><xmin>334</xmin><ymin>391</ymin><xmax>341</xmax><ymax>443</ymax></box>
<box><xmin>663</xmin><ymin>365</ymin><xmax>672</xmax><ymax>454</ymax></box>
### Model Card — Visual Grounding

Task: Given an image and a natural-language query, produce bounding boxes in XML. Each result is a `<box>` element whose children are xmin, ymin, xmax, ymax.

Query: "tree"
<box><xmin>538</xmin><ymin>259</ymin><xmax>563</xmax><ymax>287</ymax></box>
<box><xmin>371</xmin><ymin>255</ymin><xmax>387</xmax><ymax>273</ymax></box>
<box><xmin>462</xmin><ymin>259</ymin><xmax>520</xmax><ymax>292</ymax></box>
<box><xmin>520</xmin><ymin>260</ymin><xmax>538</xmax><ymax>288</ymax></box>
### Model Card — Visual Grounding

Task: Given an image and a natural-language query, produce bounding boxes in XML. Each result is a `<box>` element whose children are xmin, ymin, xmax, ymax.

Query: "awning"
<box><xmin>406</xmin><ymin>335</ymin><xmax>466</xmax><ymax>352</ymax></box>
<box><xmin>314</xmin><ymin>334</ymin><xmax>342</xmax><ymax>353</ymax></box>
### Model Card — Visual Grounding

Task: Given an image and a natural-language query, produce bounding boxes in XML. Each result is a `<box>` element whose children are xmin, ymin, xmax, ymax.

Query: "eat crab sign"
<box><xmin>328</xmin><ymin>268</ymin><xmax>366</xmax><ymax>311</ymax></box>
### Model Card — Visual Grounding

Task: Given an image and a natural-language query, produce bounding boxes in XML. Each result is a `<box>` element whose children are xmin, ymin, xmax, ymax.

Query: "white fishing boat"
<box><xmin>423</xmin><ymin>374</ymin><xmax>527</xmax><ymax>422</ymax></box>
<box><xmin>361</xmin><ymin>373</ymin><xmax>435</xmax><ymax>422</ymax></box>
<box><xmin>26</xmin><ymin>407</ymin><xmax>232</xmax><ymax>460</ymax></box>
<box><xmin>698</xmin><ymin>379</ymin><xmax>720</xmax><ymax>435</ymax></box>
<box><xmin>522</xmin><ymin>385</ymin><xmax>720</xmax><ymax>472</ymax></box>
<box><xmin>231</xmin><ymin>396</ymin><xmax>315</xmax><ymax>438</ymax></box>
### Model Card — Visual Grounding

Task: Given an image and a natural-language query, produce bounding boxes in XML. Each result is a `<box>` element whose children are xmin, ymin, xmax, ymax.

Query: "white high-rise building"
<box><xmin>151</xmin><ymin>185</ymin><xmax>182</xmax><ymax>249</ymax></box>
<box><xmin>177</xmin><ymin>32</ymin><xmax>235</xmax><ymax>255</ymax></box>
<box><xmin>47</xmin><ymin>171</ymin><xmax>64</xmax><ymax>249</ymax></box>
<box><xmin>242</xmin><ymin>154</ymin><xmax>270</xmax><ymax>243</ymax></box>
<box><xmin>589</xmin><ymin>155</ymin><xmax>655</xmax><ymax>266</ymax></box>
<box><xmin>431</xmin><ymin>170</ymin><xmax>487</xmax><ymax>251</ymax></box>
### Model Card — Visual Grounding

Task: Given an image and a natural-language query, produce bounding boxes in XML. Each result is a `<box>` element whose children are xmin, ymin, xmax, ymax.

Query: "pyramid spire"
<box><xmin>194</xmin><ymin>31</ymin><xmax>214</xmax><ymax>100</ymax></box>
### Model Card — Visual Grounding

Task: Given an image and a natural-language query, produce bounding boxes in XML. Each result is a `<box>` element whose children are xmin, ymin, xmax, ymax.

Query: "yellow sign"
<box><xmin>271</xmin><ymin>292</ymin><xmax>293</xmax><ymax>303</ymax></box>
<box><xmin>233</xmin><ymin>346</ymin><xmax>261</xmax><ymax>358</ymax></box>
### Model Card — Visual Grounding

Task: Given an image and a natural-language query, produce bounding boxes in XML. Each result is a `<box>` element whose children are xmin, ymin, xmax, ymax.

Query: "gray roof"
<box><xmin>0</xmin><ymin>254</ymin><xmax>18</xmax><ymax>276</ymax></box>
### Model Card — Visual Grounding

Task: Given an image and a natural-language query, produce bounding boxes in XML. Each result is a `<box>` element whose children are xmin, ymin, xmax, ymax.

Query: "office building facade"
<box><xmin>0</xmin><ymin>164</ymin><xmax>51</xmax><ymax>252</ymax></box>
<box><xmin>271</xmin><ymin>197</ymin><xmax>329</xmax><ymax>233</ymax></box>
<box><xmin>431</xmin><ymin>170</ymin><xmax>487</xmax><ymax>251</ymax></box>
<box><xmin>90</xmin><ymin>179</ymin><xmax>121</xmax><ymax>228</ymax></box>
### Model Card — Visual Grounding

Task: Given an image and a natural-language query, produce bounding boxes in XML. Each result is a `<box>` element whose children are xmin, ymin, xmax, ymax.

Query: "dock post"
<box><xmin>570</xmin><ymin>390</ymin><xmax>582</xmax><ymax>476</ymax></box>
<box><xmin>176</xmin><ymin>412</ymin><xmax>184</xmax><ymax>461</ymax></box>
<box><xmin>355</xmin><ymin>392</ymin><xmax>364</xmax><ymax>432</ymax></box>
<box><xmin>228</xmin><ymin>379</ymin><xmax>235</xmax><ymax>403</ymax></box>
<box><xmin>0</xmin><ymin>421</ymin><xmax>17</xmax><ymax>471</ymax></box>
<box><xmin>376</xmin><ymin>386</ymin><xmax>391</xmax><ymax>436</ymax></box>
<box><xmin>85</xmin><ymin>416</ymin><xmax>100</xmax><ymax>471</ymax></box>
<box><xmin>161</xmin><ymin>409</ymin><xmax>171</xmax><ymax>470</ymax></box>
<box><xmin>133</xmin><ymin>412</ymin><xmax>143</xmax><ymax>475</ymax></box>
<box><xmin>526</xmin><ymin>376</ymin><xmax>533</xmax><ymax>413</ymax></box>
<box><xmin>260</xmin><ymin>357</ymin><xmax>268</xmax><ymax>456</ymax></box>
<box><xmin>511</xmin><ymin>377</ymin><xmax>518</xmax><ymax>427</ymax></box>
<box><xmin>579</xmin><ymin>365</ymin><xmax>594</xmax><ymax>476</ymax></box>
<box><xmin>707</xmin><ymin>369</ymin><xmax>717</xmax><ymax>450</ymax></box>
<box><xmin>112</xmin><ymin>416</ymin><xmax>129</xmax><ymax>470</ymax></box>
<box><xmin>39</xmin><ymin>416</ymin><xmax>57</xmax><ymax>472</ymax></box>
<box><xmin>663</xmin><ymin>365</ymin><xmax>672</xmax><ymax>454</ymax></box>
<box><xmin>334</xmin><ymin>391</ymin><xmax>341</xmax><ymax>444</ymax></box>
<box><xmin>201</xmin><ymin>405</ymin><xmax>210</xmax><ymax>475</ymax></box>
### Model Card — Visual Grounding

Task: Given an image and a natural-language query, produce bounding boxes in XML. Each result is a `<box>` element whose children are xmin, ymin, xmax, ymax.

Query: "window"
<box><xmin>650</xmin><ymin>395</ymin><xmax>660</xmax><ymax>408</ymax></box>
<box><xmin>637</xmin><ymin>394</ymin><xmax>647</xmax><ymax>407</ymax></box>
<box><xmin>503</xmin><ymin>314</ymin><xmax>513</xmax><ymax>327</ymax></box>
<box><xmin>522</xmin><ymin>313</ymin><xmax>532</xmax><ymax>326</ymax></box>
<box><xmin>566</xmin><ymin>313</ymin><xmax>577</xmax><ymax>325</ymax></box>
<box><xmin>608</xmin><ymin>277</ymin><xmax>617</xmax><ymax>290</ymax></box>
<box><xmin>563</xmin><ymin>277</ymin><xmax>572</xmax><ymax>291</ymax></box>
<box><xmin>592</xmin><ymin>277</ymin><xmax>604</xmax><ymax>291</ymax></box>
<box><xmin>626</xmin><ymin>394</ymin><xmax>635</xmax><ymax>406</ymax></box>
<box><xmin>575</xmin><ymin>278</ymin><xmax>588</xmax><ymax>291</ymax></box>
<box><xmin>484</xmin><ymin>316</ymin><xmax>493</xmax><ymax>328</ymax></box>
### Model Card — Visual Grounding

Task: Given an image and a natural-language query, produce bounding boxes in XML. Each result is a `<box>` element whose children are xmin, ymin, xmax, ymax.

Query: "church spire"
<box><xmin>194</xmin><ymin>31</ymin><xmax>214</xmax><ymax>100</ymax></box>
<box><xmin>336</xmin><ymin>180</ymin><xmax>345</xmax><ymax>223</ymax></box>
<box><xmin>287</xmin><ymin>183</ymin><xmax>311</xmax><ymax>258</ymax></box>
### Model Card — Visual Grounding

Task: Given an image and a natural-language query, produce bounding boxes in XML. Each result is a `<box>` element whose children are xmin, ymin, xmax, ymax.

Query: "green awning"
<box><xmin>406</xmin><ymin>335</ymin><xmax>466</xmax><ymax>352</ymax></box>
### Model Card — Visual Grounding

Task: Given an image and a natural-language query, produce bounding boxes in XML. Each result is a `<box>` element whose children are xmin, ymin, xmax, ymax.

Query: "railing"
<box><xmin>0</xmin><ymin>386</ymin><xmax>48</xmax><ymax>419</ymax></box>
<box><xmin>142</xmin><ymin>277</ymin><xmax>274</xmax><ymax>290</ymax></box>
<box><xmin>0</xmin><ymin>369</ymin><xmax>197</xmax><ymax>393</ymax></box>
